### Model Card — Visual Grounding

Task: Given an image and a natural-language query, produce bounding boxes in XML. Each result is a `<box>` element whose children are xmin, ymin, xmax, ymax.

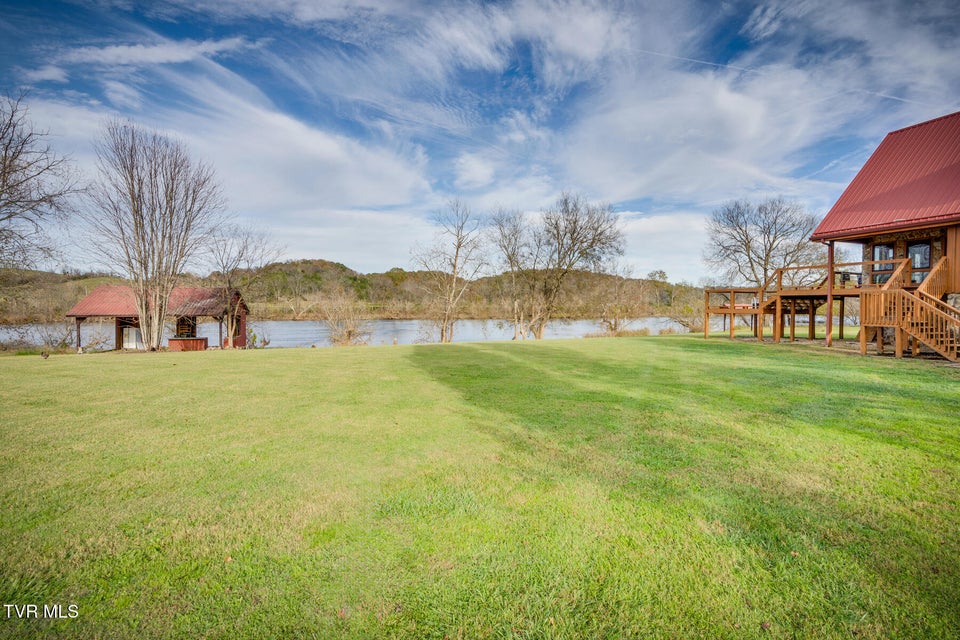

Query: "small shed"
<box><xmin>66</xmin><ymin>285</ymin><xmax>248</xmax><ymax>351</ymax></box>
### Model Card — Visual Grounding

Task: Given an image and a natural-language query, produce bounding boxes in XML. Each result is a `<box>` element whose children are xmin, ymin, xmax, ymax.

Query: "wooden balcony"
<box><xmin>706</xmin><ymin>257</ymin><xmax>960</xmax><ymax>361</ymax></box>
<box><xmin>704</xmin><ymin>259</ymin><xmax>913</xmax><ymax>342</ymax></box>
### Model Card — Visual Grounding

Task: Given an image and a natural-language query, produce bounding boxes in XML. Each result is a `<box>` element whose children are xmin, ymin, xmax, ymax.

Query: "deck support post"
<box><xmin>895</xmin><ymin>328</ymin><xmax>904</xmax><ymax>358</ymax></box>
<box><xmin>808</xmin><ymin>303</ymin><xmax>816</xmax><ymax>339</ymax></box>
<box><xmin>876</xmin><ymin>327</ymin><xmax>885</xmax><ymax>354</ymax></box>
<box><xmin>860</xmin><ymin>326</ymin><xmax>868</xmax><ymax>355</ymax></box>
<box><xmin>838</xmin><ymin>297</ymin><xmax>845</xmax><ymax>340</ymax></box>
<box><xmin>825</xmin><ymin>241</ymin><xmax>835</xmax><ymax>347</ymax></box>
<box><xmin>774</xmin><ymin>296</ymin><xmax>782</xmax><ymax>343</ymax></box>
<box><xmin>789</xmin><ymin>300</ymin><xmax>797</xmax><ymax>341</ymax></box>
<box><xmin>729</xmin><ymin>293</ymin><xmax>735</xmax><ymax>340</ymax></box>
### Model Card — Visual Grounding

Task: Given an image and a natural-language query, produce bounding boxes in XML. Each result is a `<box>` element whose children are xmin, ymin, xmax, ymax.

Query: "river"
<box><xmin>1</xmin><ymin>317</ymin><xmax>687</xmax><ymax>350</ymax></box>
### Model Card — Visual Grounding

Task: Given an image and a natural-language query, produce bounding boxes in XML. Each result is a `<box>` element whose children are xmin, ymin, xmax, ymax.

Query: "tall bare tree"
<box><xmin>489</xmin><ymin>207</ymin><xmax>532</xmax><ymax>339</ymax></box>
<box><xmin>208</xmin><ymin>224</ymin><xmax>279</xmax><ymax>348</ymax></box>
<box><xmin>412</xmin><ymin>199</ymin><xmax>487</xmax><ymax>343</ymax></box>
<box><xmin>596</xmin><ymin>261</ymin><xmax>645</xmax><ymax>334</ymax></box>
<box><xmin>704</xmin><ymin>197</ymin><xmax>826</xmax><ymax>287</ymax></box>
<box><xmin>491</xmin><ymin>193</ymin><xmax>624</xmax><ymax>339</ymax></box>
<box><xmin>1</xmin><ymin>92</ymin><xmax>78</xmax><ymax>267</ymax></box>
<box><xmin>86</xmin><ymin>120</ymin><xmax>224</xmax><ymax>350</ymax></box>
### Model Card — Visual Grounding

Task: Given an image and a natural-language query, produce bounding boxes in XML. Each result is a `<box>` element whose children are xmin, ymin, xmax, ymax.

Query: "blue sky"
<box><xmin>2</xmin><ymin>0</ymin><xmax>959</xmax><ymax>282</ymax></box>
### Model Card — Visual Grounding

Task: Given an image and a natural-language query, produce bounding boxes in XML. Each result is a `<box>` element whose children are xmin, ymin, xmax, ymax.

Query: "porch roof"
<box><xmin>66</xmin><ymin>285</ymin><xmax>238</xmax><ymax>318</ymax></box>
<box><xmin>811</xmin><ymin>110</ymin><xmax>960</xmax><ymax>242</ymax></box>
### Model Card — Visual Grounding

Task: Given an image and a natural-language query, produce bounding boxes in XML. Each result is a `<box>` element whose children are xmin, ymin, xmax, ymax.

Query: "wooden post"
<box><xmin>860</xmin><ymin>325</ymin><xmax>868</xmax><ymax>355</ymax></box>
<box><xmin>808</xmin><ymin>303</ymin><xmax>816</xmax><ymax>339</ymax></box>
<box><xmin>774</xmin><ymin>296</ymin><xmax>782</xmax><ymax>343</ymax></box>
<box><xmin>838</xmin><ymin>296</ymin><xmax>845</xmax><ymax>340</ymax></box>
<box><xmin>895</xmin><ymin>328</ymin><xmax>904</xmax><ymax>358</ymax></box>
<box><xmin>704</xmin><ymin>291</ymin><xmax>709</xmax><ymax>339</ymax></box>
<box><xmin>75</xmin><ymin>317</ymin><xmax>83</xmax><ymax>353</ymax></box>
<box><xmin>789</xmin><ymin>300</ymin><xmax>797</xmax><ymax>341</ymax></box>
<box><xmin>826</xmin><ymin>241</ymin><xmax>835</xmax><ymax>347</ymax></box>
<box><xmin>729</xmin><ymin>291</ymin><xmax>735</xmax><ymax>340</ymax></box>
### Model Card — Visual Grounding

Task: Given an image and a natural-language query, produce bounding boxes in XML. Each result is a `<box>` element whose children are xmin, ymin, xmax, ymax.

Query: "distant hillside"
<box><xmin>0</xmin><ymin>260</ymin><xmax>702</xmax><ymax>328</ymax></box>
<box><xmin>0</xmin><ymin>268</ymin><xmax>126</xmax><ymax>324</ymax></box>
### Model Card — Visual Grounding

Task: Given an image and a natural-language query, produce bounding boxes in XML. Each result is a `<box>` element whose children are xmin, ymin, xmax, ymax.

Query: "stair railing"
<box><xmin>900</xmin><ymin>288</ymin><xmax>960</xmax><ymax>361</ymax></box>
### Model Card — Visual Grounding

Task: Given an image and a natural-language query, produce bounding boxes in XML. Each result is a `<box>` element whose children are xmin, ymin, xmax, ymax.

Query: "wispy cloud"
<box><xmin>3</xmin><ymin>0</ymin><xmax>959</xmax><ymax>282</ymax></box>
<box><xmin>61</xmin><ymin>37</ymin><xmax>251</xmax><ymax>66</ymax></box>
<box><xmin>20</xmin><ymin>64</ymin><xmax>69</xmax><ymax>83</ymax></box>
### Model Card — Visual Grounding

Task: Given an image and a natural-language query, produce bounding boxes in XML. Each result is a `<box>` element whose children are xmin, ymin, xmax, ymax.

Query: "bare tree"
<box><xmin>1</xmin><ymin>92</ymin><xmax>78</xmax><ymax>267</ymax></box>
<box><xmin>489</xmin><ymin>207</ymin><xmax>533</xmax><ymax>339</ymax></box>
<box><xmin>85</xmin><ymin>120</ymin><xmax>224</xmax><ymax>350</ymax></box>
<box><xmin>320</xmin><ymin>288</ymin><xmax>371</xmax><ymax>346</ymax></box>
<box><xmin>412</xmin><ymin>199</ymin><xmax>487</xmax><ymax>343</ymax></box>
<box><xmin>662</xmin><ymin>280</ymin><xmax>704</xmax><ymax>333</ymax></box>
<box><xmin>704</xmin><ymin>197</ymin><xmax>826</xmax><ymax>287</ymax></box>
<box><xmin>597</xmin><ymin>261</ymin><xmax>645</xmax><ymax>334</ymax></box>
<box><xmin>490</xmin><ymin>193</ymin><xmax>624</xmax><ymax>339</ymax></box>
<box><xmin>208</xmin><ymin>223</ymin><xmax>280</xmax><ymax>348</ymax></box>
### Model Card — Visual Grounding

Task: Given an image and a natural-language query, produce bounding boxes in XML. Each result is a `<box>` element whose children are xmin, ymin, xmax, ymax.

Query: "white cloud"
<box><xmin>102</xmin><ymin>80</ymin><xmax>142</xmax><ymax>110</ymax></box>
<box><xmin>62</xmin><ymin>37</ymin><xmax>249</xmax><ymax>66</ymax></box>
<box><xmin>21</xmin><ymin>65</ymin><xmax>68</xmax><ymax>83</ymax></box>
<box><xmin>621</xmin><ymin>210</ymin><xmax>709</xmax><ymax>284</ymax></box>
<box><xmin>454</xmin><ymin>153</ymin><xmax>496</xmax><ymax>190</ymax></box>
<box><xmin>275</xmin><ymin>208</ymin><xmax>434</xmax><ymax>273</ymax></box>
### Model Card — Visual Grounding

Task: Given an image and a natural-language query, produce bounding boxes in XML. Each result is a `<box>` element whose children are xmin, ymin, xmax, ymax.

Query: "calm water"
<box><xmin>2</xmin><ymin>317</ymin><xmax>687</xmax><ymax>350</ymax></box>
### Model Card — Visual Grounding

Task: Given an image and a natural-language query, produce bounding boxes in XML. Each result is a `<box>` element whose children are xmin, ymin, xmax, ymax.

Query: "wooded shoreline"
<box><xmin>0</xmin><ymin>260</ymin><xmax>705</xmax><ymax>329</ymax></box>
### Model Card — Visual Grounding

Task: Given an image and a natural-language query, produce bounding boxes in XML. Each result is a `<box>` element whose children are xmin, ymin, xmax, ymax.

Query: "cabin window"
<box><xmin>872</xmin><ymin>244</ymin><xmax>894</xmax><ymax>284</ymax></box>
<box><xmin>908</xmin><ymin>242</ymin><xmax>931</xmax><ymax>284</ymax></box>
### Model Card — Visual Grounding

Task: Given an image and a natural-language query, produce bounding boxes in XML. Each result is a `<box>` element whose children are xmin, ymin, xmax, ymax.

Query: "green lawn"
<box><xmin>1</xmin><ymin>337</ymin><xmax>958</xmax><ymax>639</ymax></box>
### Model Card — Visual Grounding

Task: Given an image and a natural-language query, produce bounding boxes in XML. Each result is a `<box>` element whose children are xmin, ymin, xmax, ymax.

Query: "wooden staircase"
<box><xmin>861</xmin><ymin>257</ymin><xmax>960</xmax><ymax>361</ymax></box>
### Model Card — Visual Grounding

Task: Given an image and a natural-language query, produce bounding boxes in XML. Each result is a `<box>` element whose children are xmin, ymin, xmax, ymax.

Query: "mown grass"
<box><xmin>1</xmin><ymin>336</ymin><xmax>958</xmax><ymax>639</ymax></box>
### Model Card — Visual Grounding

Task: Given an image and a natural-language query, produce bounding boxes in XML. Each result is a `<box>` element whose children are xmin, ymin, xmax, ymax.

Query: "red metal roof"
<box><xmin>811</xmin><ymin>110</ymin><xmax>960</xmax><ymax>242</ymax></box>
<box><xmin>66</xmin><ymin>285</ymin><xmax>238</xmax><ymax>318</ymax></box>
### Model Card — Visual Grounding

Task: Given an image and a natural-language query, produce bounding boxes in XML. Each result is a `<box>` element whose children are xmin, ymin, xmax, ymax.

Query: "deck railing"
<box><xmin>706</xmin><ymin>254</ymin><xmax>959</xmax><ymax>360</ymax></box>
<box><xmin>706</xmin><ymin>259</ymin><xmax>909</xmax><ymax>301</ymax></box>
<box><xmin>861</xmin><ymin>290</ymin><xmax>903</xmax><ymax>326</ymax></box>
<box><xmin>861</xmin><ymin>259</ymin><xmax>911</xmax><ymax>325</ymax></box>
<box><xmin>915</xmin><ymin>257</ymin><xmax>960</xmax><ymax>321</ymax></box>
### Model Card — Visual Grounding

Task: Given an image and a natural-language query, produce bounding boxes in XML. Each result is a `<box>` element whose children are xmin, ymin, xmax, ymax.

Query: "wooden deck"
<box><xmin>705</xmin><ymin>258</ymin><xmax>960</xmax><ymax>360</ymax></box>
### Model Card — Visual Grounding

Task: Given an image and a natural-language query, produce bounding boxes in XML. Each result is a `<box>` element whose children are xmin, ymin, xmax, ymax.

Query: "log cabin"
<box><xmin>66</xmin><ymin>284</ymin><xmax>248</xmax><ymax>351</ymax></box>
<box><xmin>705</xmin><ymin>110</ymin><xmax>960</xmax><ymax>361</ymax></box>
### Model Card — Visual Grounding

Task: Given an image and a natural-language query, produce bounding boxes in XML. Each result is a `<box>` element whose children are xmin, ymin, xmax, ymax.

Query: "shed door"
<box><xmin>122</xmin><ymin>327</ymin><xmax>142</xmax><ymax>350</ymax></box>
